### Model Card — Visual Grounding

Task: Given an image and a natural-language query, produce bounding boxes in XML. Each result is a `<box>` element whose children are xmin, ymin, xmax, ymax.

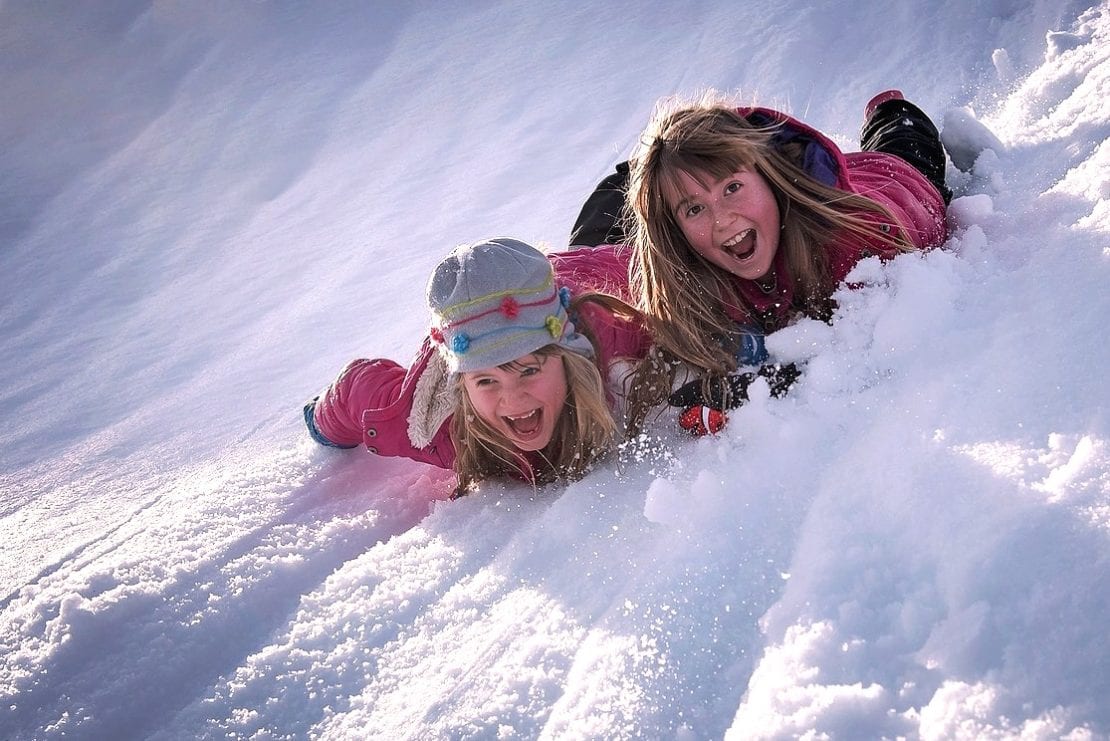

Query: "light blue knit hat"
<box><xmin>426</xmin><ymin>238</ymin><xmax>594</xmax><ymax>373</ymax></box>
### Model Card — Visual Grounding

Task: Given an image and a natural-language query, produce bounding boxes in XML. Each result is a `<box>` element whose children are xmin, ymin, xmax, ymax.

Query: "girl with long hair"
<box><xmin>573</xmin><ymin>91</ymin><xmax>951</xmax><ymax>432</ymax></box>
<box><xmin>305</xmin><ymin>238</ymin><xmax>649</xmax><ymax>497</ymax></box>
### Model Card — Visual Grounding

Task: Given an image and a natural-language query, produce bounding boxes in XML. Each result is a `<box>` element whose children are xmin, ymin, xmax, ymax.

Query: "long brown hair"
<box><xmin>629</xmin><ymin>97</ymin><xmax>913</xmax><ymax>370</ymax></box>
<box><xmin>449</xmin><ymin>293</ymin><xmax>636</xmax><ymax>497</ymax></box>
<box><xmin>624</xmin><ymin>96</ymin><xmax>912</xmax><ymax>429</ymax></box>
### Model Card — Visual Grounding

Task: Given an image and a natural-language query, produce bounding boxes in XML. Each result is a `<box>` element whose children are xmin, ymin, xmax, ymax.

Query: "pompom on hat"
<box><xmin>426</xmin><ymin>238</ymin><xmax>594</xmax><ymax>373</ymax></box>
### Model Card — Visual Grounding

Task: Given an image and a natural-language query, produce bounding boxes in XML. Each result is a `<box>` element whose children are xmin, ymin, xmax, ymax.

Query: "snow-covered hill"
<box><xmin>2</xmin><ymin>1</ymin><xmax>1107</xmax><ymax>738</ymax></box>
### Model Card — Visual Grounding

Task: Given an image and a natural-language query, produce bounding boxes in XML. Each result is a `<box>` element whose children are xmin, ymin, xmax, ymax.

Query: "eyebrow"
<box><xmin>664</xmin><ymin>171</ymin><xmax>710</xmax><ymax>216</ymax></box>
<box><xmin>500</xmin><ymin>356</ymin><xmax>544</xmax><ymax>372</ymax></box>
<box><xmin>670</xmin><ymin>195</ymin><xmax>693</xmax><ymax>215</ymax></box>
<box><xmin>663</xmin><ymin>182</ymin><xmax>695</xmax><ymax>216</ymax></box>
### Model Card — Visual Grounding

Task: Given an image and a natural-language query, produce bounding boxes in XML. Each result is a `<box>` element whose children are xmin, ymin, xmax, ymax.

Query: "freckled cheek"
<box><xmin>467</xmin><ymin>390</ymin><xmax>502</xmax><ymax>423</ymax></box>
<box><xmin>690</xmin><ymin>218</ymin><xmax>711</xmax><ymax>235</ymax></box>
<box><xmin>679</xmin><ymin>222</ymin><xmax>707</xmax><ymax>245</ymax></box>
<box><xmin>542</xmin><ymin>369</ymin><xmax>569</xmax><ymax>412</ymax></box>
<box><xmin>549</xmin><ymin>384</ymin><xmax>568</xmax><ymax>411</ymax></box>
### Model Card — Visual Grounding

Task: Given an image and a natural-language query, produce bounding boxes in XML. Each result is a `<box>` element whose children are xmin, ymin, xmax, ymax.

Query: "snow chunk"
<box><xmin>1045</xmin><ymin>31</ymin><xmax>1084</xmax><ymax>60</ymax></box>
<box><xmin>642</xmin><ymin>477</ymin><xmax>683</xmax><ymax>526</ymax></box>
<box><xmin>941</xmin><ymin>108</ymin><xmax>1005</xmax><ymax>172</ymax></box>
<box><xmin>766</xmin><ymin>318</ymin><xmax>836</xmax><ymax>365</ymax></box>
<box><xmin>946</xmin><ymin>194</ymin><xmax>994</xmax><ymax>229</ymax></box>
<box><xmin>991</xmin><ymin>48</ymin><xmax>1014</xmax><ymax>84</ymax></box>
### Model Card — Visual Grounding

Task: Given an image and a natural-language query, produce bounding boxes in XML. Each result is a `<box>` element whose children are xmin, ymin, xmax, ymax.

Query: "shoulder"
<box><xmin>362</xmin><ymin>340</ymin><xmax>458</xmax><ymax>469</ymax></box>
<box><xmin>576</xmin><ymin>302</ymin><xmax>651</xmax><ymax>372</ymax></box>
<box><xmin>549</xmin><ymin>244</ymin><xmax>634</xmax><ymax>301</ymax></box>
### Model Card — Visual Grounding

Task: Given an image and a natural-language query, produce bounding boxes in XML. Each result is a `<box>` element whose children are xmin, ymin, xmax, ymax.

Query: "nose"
<box><xmin>713</xmin><ymin>207</ymin><xmax>733</xmax><ymax>229</ymax></box>
<box><xmin>711</xmin><ymin>198</ymin><xmax>735</xmax><ymax>228</ymax></box>
<box><xmin>499</xmin><ymin>379</ymin><xmax>530</xmax><ymax>408</ymax></box>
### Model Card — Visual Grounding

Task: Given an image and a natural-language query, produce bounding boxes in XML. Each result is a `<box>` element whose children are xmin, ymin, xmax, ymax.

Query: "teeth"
<box><xmin>722</xmin><ymin>229</ymin><xmax>753</xmax><ymax>249</ymax></box>
<box><xmin>506</xmin><ymin>410</ymin><xmax>539</xmax><ymax>421</ymax></box>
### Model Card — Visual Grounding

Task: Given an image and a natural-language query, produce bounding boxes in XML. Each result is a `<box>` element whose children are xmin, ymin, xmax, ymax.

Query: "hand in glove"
<box><xmin>670</xmin><ymin>363</ymin><xmax>801</xmax><ymax>436</ymax></box>
<box><xmin>678</xmin><ymin>404</ymin><xmax>728</xmax><ymax>436</ymax></box>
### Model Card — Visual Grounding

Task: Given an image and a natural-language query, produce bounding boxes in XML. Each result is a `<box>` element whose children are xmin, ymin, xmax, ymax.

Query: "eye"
<box><xmin>683</xmin><ymin>203</ymin><xmax>704</xmax><ymax>218</ymax></box>
<box><xmin>725</xmin><ymin>181</ymin><xmax>742</xmax><ymax>194</ymax></box>
<box><xmin>473</xmin><ymin>377</ymin><xmax>496</xmax><ymax>387</ymax></box>
<box><xmin>519</xmin><ymin>365</ymin><xmax>541</xmax><ymax>377</ymax></box>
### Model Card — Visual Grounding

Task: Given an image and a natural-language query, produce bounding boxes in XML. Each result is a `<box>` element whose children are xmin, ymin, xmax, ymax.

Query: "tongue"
<box><xmin>732</xmin><ymin>231</ymin><xmax>756</xmax><ymax>259</ymax></box>
<box><xmin>508</xmin><ymin>411</ymin><xmax>541</xmax><ymax>435</ymax></box>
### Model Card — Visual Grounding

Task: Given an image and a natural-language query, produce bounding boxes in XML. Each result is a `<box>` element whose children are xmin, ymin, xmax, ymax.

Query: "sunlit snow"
<box><xmin>2</xmin><ymin>1</ymin><xmax>1108</xmax><ymax>738</ymax></box>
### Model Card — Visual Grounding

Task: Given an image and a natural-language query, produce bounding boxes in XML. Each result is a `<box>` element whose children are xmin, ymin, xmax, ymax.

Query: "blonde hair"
<box><xmin>624</xmin><ymin>96</ymin><xmax>912</xmax><ymax>429</ymax></box>
<box><xmin>449</xmin><ymin>312</ymin><xmax>619</xmax><ymax>497</ymax></box>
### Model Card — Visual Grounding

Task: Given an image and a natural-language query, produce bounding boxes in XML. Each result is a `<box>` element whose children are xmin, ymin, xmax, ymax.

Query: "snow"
<box><xmin>1</xmin><ymin>1</ymin><xmax>1108</xmax><ymax>738</ymax></box>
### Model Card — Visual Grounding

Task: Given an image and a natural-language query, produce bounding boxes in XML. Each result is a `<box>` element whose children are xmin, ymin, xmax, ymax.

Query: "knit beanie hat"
<box><xmin>426</xmin><ymin>238</ymin><xmax>594</xmax><ymax>373</ymax></box>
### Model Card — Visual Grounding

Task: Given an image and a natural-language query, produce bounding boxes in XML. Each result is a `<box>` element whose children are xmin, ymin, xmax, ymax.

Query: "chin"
<box><xmin>738</xmin><ymin>257</ymin><xmax>775</xmax><ymax>281</ymax></box>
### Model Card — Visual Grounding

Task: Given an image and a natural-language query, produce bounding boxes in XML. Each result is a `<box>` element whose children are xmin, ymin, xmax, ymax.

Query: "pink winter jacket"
<box><xmin>728</xmin><ymin>107</ymin><xmax>949</xmax><ymax>333</ymax></box>
<box><xmin>306</xmin><ymin>245</ymin><xmax>649</xmax><ymax>469</ymax></box>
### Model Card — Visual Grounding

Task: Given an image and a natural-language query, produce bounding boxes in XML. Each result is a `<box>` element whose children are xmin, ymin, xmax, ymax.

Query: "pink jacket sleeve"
<box><xmin>312</xmin><ymin>358</ymin><xmax>406</xmax><ymax>447</ymax></box>
<box><xmin>309</xmin><ymin>341</ymin><xmax>456</xmax><ymax>470</ymax></box>
<box><xmin>550</xmin><ymin>242</ymin><xmax>651</xmax><ymax>369</ymax></box>
<box><xmin>577</xmin><ymin>302</ymin><xmax>651</xmax><ymax>370</ymax></box>
<box><xmin>549</xmin><ymin>244</ymin><xmax>636</xmax><ymax>303</ymax></box>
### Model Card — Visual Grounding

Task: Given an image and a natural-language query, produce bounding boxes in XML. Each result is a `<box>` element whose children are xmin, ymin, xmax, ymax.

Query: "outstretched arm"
<box><xmin>306</xmin><ymin>358</ymin><xmax>409</xmax><ymax>448</ymax></box>
<box><xmin>304</xmin><ymin>342</ymin><xmax>457</xmax><ymax>470</ymax></box>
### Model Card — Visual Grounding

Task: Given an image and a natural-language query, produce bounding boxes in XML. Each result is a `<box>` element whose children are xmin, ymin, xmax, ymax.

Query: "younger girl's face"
<box><xmin>461</xmin><ymin>352</ymin><xmax>568</xmax><ymax>452</ymax></box>
<box><xmin>666</xmin><ymin>166</ymin><xmax>781</xmax><ymax>281</ymax></box>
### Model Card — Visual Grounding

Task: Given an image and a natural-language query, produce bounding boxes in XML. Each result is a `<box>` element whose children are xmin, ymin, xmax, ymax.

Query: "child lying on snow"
<box><xmin>304</xmin><ymin>91</ymin><xmax>954</xmax><ymax>487</ymax></box>
<box><xmin>304</xmin><ymin>238</ymin><xmax>650</xmax><ymax>498</ymax></box>
<box><xmin>571</xmin><ymin>90</ymin><xmax>952</xmax><ymax>435</ymax></box>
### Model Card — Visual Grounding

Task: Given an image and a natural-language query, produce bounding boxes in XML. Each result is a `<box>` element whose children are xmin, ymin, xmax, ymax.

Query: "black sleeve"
<box><xmin>569</xmin><ymin>161</ymin><xmax>631</xmax><ymax>247</ymax></box>
<box><xmin>668</xmin><ymin>363</ymin><xmax>802</xmax><ymax>410</ymax></box>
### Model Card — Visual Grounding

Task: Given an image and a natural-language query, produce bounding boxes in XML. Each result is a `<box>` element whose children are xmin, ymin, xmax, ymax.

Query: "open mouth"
<box><xmin>503</xmin><ymin>409</ymin><xmax>543</xmax><ymax>439</ymax></box>
<box><xmin>721</xmin><ymin>228</ymin><xmax>757</xmax><ymax>261</ymax></box>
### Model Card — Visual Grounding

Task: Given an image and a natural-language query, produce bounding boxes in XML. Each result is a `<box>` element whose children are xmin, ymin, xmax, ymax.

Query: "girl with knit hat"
<box><xmin>571</xmin><ymin>91</ymin><xmax>951</xmax><ymax>434</ymax></box>
<box><xmin>304</xmin><ymin>238</ymin><xmax>649</xmax><ymax>497</ymax></box>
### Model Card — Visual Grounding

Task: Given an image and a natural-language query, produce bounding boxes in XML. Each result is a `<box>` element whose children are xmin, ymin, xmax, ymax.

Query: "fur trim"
<box><xmin>605</xmin><ymin>358</ymin><xmax>637</xmax><ymax>425</ymax></box>
<box><xmin>408</xmin><ymin>350</ymin><xmax>457</xmax><ymax>449</ymax></box>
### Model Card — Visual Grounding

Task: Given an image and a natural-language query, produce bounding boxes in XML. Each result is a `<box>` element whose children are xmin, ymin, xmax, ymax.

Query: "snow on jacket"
<box><xmin>729</xmin><ymin>107</ymin><xmax>949</xmax><ymax>333</ymax></box>
<box><xmin>305</xmin><ymin>245</ymin><xmax>649</xmax><ymax>469</ymax></box>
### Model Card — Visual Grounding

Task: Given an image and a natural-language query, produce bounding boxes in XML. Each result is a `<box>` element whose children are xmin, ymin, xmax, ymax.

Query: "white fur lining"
<box><xmin>407</xmin><ymin>351</ymin><xmax>458</xmax><ymax>449</ymax></box>
<box><xmin>605</xmin><ymin>358</ymin><xmax>637</xmax><ymax>426</ymax></box>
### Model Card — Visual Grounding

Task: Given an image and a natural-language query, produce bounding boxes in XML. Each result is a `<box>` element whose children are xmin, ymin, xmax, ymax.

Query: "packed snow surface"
<box><xmin>2</xmin><ymin>1</ymin><xmax>1108</xmax><ymax>738</ymax></box>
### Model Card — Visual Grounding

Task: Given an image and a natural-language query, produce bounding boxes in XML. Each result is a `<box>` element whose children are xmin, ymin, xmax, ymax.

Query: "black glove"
<box><xmin>668</xmin><ymin>363</ymin><xmax>801</xmax><ymax>410</ymax></box>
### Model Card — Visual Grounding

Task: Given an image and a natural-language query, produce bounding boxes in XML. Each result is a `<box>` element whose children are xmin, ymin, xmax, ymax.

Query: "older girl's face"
<box><xmin>461</xmin><ymin>352</ymin><xmax>568</xmax><ymax>452</ymax></box>
<box><xmin>666</xmin><ymin>166</ymin><xmax>781</xmax><ymax>281</ymax></box>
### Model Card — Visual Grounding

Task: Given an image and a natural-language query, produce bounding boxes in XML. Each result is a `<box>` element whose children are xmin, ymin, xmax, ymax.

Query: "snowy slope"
<box><xmin>1</xmin><ymin>1</ymin><xmax>1108</xmax><ymax>738</ymax></box>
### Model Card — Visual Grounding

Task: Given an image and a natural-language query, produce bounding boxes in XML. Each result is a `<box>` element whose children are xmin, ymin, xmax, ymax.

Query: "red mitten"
<box><xmin>678</xmin><ymin>405</ymin><xmax>727</xmax><ymax>436</ymax></box>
